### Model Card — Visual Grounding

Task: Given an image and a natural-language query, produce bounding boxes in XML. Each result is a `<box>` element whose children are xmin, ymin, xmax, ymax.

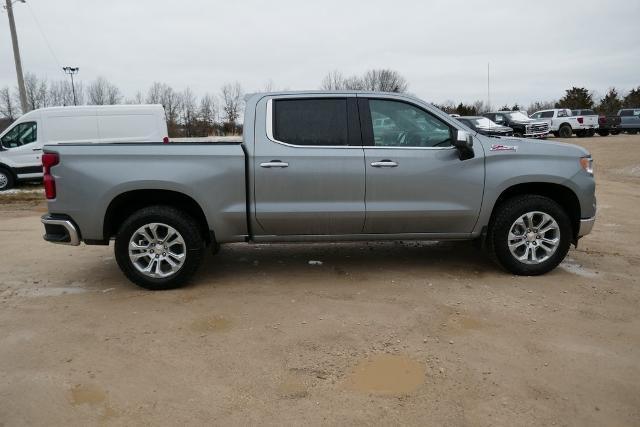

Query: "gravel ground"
<box><xmin>0</xmin><ymin>135</ymin><xmax>639</xmax><ymax>426</ymax></box>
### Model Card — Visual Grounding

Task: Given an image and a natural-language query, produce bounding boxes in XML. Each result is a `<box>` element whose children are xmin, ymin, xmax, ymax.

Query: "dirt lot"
<box><xmin>1</xmin><ymin>135</ymin><xmax>639</xmax><ymax>426</ymax></box>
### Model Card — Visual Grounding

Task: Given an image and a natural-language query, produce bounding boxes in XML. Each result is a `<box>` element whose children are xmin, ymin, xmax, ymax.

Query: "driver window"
<box><xmin>369</xmin><ymin>100</ymin><xmax>451</xmax><ymax>148</ymax></box>
<box><xmin>1</xmin><ymin>121</ymin><xmax>37</xmax><ymax>148</ymax></box>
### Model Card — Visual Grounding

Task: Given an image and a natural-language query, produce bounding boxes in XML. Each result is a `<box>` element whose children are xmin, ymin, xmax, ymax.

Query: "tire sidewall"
<box><xmin>559</xmin><ymin>126</ymin><xmax>572</xmax><ymax>138</ymax></box>
<box><xmin>0</xmin><ymin>168</ymin><xmax>14</xmax><ymax>191</ymax></box>
<box><xmin>491</xmin><ymin>197</ymin><xmax>572</xmax><ymax>275</ymax></box>
<box><xmin>115</xmin><ymin>206</ymin><xmax>204</xmax><ymax>290</ymax></box>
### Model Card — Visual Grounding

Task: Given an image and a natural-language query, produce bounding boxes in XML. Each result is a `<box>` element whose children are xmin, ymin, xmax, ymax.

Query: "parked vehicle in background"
<box><xmin>529</xmin><ymin>108</ymin><xmax>597</xmax><ymax>138</ymax></box>
<box><xmin>40</xmin><ymin>91</ymin><xmax>596</xmax><ymax>290</ymax></box>
<box><xmin>596</xmin><ymin>115</ymin><xmax>622</xmax><ymax>136</ymax></box>
<box><xmin>618</xmin><ymin>108</ymin><xmax>640</xmax><ymax>134</ymax></box>
<box><xmin>456</xmin><ymin>116</ymin><xmax>513</xmax><ymax>137</ymax></box>
<box><xmin>0</xmin><ymin>105</ymin><xmax>168</xmax><ymax>191</ymax></box>
<box><xmin>483</xmin><ymin>111</ymin><xmax>549</xmax><ymax>138</ymax></box>
<box><xmin>571</xmin><ymin>109</ymin><xmax>599</xmax><ymax>137</ymax></box>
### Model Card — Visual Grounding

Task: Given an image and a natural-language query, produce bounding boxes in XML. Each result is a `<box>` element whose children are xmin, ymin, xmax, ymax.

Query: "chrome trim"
<box><xmin>578</xmin><ymin>216</ymin><xmax>596</xmax><ymax>237</ymax></box>
<box><xmin>265</xmin><ymin>98</ymin><xmax>457</xmax><ymax>151</ymax></box>
<box><xmin>260</xmin><ymin>161</ymin><xmax>289</xmax><ymax>168</ymax></box>
<box><xmin>371</xmin><ymin>161</ymin><xmax>398</xmax><ymax>167</ymax></box>
<box><xmin>41</xmin><ymin>217</ymin><xmax>80</xmax><ymax>246</ymax></box>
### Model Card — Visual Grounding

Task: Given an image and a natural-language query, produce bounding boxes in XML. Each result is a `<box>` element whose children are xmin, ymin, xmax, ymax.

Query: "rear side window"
<box><xmin>273</xmin><ymin>98</ymin><xmax>348</xmax><ymax>146</ymax></box>
<box><xmin>620</xmin><ymin>110</ymin><xmax>633</xmax><ymax>117</ymax></box>
<box><xmin>0</xmin><ymin>121</ymin><xmax>37</xmax><ymax>148</ymax></box>
<box><xmin>540</xmin><ymin>111</ymin><xmax>554</xmax><ymax>118</ymax></box>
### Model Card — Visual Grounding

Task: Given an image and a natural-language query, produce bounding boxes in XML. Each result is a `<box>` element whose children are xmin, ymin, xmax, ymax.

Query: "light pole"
<box><xmin>63</xmin><ymin>66</ymin><xmax>79</xmax><ymax>105</ymax></box>
<box><xmin>4</xmin><ymin>0</ymin><xmax>28</xmax><ymax>113</ymax></box>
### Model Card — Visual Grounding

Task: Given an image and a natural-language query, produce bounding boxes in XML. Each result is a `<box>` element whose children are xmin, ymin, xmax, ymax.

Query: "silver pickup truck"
<box><xmin>41</xmin><ymin>91</ymin><xmax>596</xmax><ymax>290</ymax></box>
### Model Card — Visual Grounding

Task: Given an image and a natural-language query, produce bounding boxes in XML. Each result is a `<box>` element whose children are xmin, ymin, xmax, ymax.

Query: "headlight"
<box><xmin>580</xmin><ymin>156</ymin><xmax>593</xmax><ymax>175</ymax></box>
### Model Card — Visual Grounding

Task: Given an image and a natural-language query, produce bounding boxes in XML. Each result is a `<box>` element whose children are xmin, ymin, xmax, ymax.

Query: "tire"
<box><xmin>627</xmin><ymin>130</ymin><xmax>638</xmax><ymax>135</ymax></box>
<box><xmin>0</xmin><ymin>167</ymin><xmax>15</xmax><ymax>191</ymax></box>
<box><xmin>587</xmin><ymin>129</ymin><xmax>595</xmax><ymax>137</ymax></box>
<box><xmin>597</xmin><ymin>130</ymin><xmax>610</xmax><ymax>137</ymax></box>
<box><xmin>611</xmin><ymin>130</ymin><xmax>620</xmax><ymax>135</ymax></box>
<box><xmin>558</xmin><ymin>125</ymin><xmax>572</xmax><ymax>138</ymax></box>
<box><xmin>114</xmin><ymin>205</ymin><xmax>205</xmax><ymax>290</ymax></box>
<box><xmin>576</xmin><ymin>130</ymin><xmax>586</xmax><ymax>138</ymax></box>
<box><xmin>513</xmin><ymin>132</ymin><xmax>523</xmax><ymax>138</ymax></box>
<box><xmin>487</xmin><ymin>195</ymin><xmax>572</xmax><ymax>276</ymax></box>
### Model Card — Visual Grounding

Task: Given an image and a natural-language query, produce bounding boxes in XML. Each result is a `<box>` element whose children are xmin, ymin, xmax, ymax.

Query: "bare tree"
<box><xmin>526</xmin><ymin>100</ymin><xmax>556</xmax><ymax>114</ymax></box>
<box><xmin>87</xmin><ymin>77</ymin><xmax>121</xmax><ymax>105</ymax></box>
<box><xmin>179</xmin><ymin>87</ymin><xmax>198</xmax><ymax>137</ymax></box>
<box><xmin>48</xmin><ymin>80</ymin><xmax>77</xmax><ymax>107</ymax></box>
<box><xmin>125</xmin><ymin>91</ymin><xmax>145</xmax><ymax>104</ymax></box>
<box><xmin>220</xmin><ymin>82</ymin><xmax>243</xmax><ymax>134</ymax></box>
<box><xmin>24</xmin><ymin>73</ymin><xmax>48</xmax><ymax>111</ymax></box>
<box><xmin>198</xmin><ymin>93</ymin><xmax>218</xmax><ymax>135</ymax></box>
<box><xmin>361</xmin><ymin>69</ymin><xmax>408</xmax><ymax>93</ymax></box>
<box><xmin>0</xmin><ymin>87</ymin><xmax>17</xmax><ymax>120</ymax></box>
<box><xmin>146</xmin><ymin>82</ymin><xmax>164</xmax><ymax>104</ymax></box>
<box><xmin>320</xmin><ymin>70</ymin><xmax>346</xmax><ymax>90</ymax></box>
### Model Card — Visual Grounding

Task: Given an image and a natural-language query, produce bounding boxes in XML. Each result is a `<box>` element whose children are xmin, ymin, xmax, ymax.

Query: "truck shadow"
<box><xmin>195</xmin><ymin>240</ymin><xmax>496</xmax><ymax>288</ymax></box>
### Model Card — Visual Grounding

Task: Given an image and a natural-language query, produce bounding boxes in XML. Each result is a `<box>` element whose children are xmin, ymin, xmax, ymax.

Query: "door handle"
<box><xmin>371</xmin><ymin>160</ymin><xmax>398</xmax><ymax>168</ymax></box>
<box><xmin>260</xmin><ymin>161</ymin><xmax>289</xmax><ymax>168</ymax></box>
<box><xmin>32</xmin><ymin>148</ymin><xmax>42</xmax><ymax>152</ymax></box>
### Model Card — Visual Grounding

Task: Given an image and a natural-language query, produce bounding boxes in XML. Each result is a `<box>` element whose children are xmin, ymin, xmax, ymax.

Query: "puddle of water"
<box><xmin>560</xmin><ymin>258</ymin><xmax>598</xmax><ymax>278</ymax></box>
<box><xmin>15</xmin><ymin>287</ymin><xmax>87</xmax><ymax>298</ymax></box>
<box><xmin>70</xmin><ymin>384</ymin><xmax>106</xmax><ymax>406</ymax></box>
<box><xmin>345</xmin><ymin>354</ymin><xmax>425</xmax><ymax>395</ymax></box>
<box><xmin>189</xmin><ymin>315</ymin><xmax>231</xmax><ymax>333</ymax></box>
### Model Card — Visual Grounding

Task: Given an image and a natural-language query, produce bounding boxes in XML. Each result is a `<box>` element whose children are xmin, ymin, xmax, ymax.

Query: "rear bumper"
<box><xmin>41</xmin><ymin>214</ymin><xmax>81</xmax><ymax>246</ymax></box>
<box><xmin>578</xmin><ymin>216</ymin><xmax>596</xmax><ymax>237</ymax></box>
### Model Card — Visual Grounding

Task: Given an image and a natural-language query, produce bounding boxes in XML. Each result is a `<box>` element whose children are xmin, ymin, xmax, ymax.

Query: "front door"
<box><xmin>0</xmin><ymin>121</ymin><xmax>42</xmax><ymax>176</ymax></box>
<box><xmin>359</xmin><ymin>97</ymin><xmax>484</xmax><ymax>234</ymax></box>
<box><xmin>253</xmin><ymin>96</ymin><xmax>366</xmax><ymax>236</ymax></box>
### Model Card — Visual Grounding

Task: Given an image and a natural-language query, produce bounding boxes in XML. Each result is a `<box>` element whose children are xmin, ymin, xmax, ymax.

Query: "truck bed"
<box><xmin>45</xmin><ymin>142</ymin><xmax>249</xmax><ymax>243</ymax></box>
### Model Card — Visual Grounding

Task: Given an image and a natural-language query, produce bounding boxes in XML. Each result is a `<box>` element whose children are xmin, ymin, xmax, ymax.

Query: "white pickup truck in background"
<box><xmin>530</xmin><ymin>108</ymin><xmax>598</xmax><ymax>138</ymax></box>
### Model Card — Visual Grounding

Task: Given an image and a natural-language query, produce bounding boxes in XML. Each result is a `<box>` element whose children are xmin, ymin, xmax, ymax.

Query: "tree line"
<box><xmin>0</xmin><ymin>74</ymin><xmax>245</xmax><ymax>136</ymax></box>
<box><xmin>2</xmin><ymin>69</ymin><xmax>639</xmax><ymax>137</ymax></box>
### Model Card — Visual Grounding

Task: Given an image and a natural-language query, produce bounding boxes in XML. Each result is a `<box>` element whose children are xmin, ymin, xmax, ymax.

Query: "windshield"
<box><xmin>471</xmin><ymin>117</ymin><xmax>496</xmax><ymax>127</ymax></box>
<box><xmin>506</xmin><ymin>112</ymin><xmax>530</xmax><ymax>121</ymax></box>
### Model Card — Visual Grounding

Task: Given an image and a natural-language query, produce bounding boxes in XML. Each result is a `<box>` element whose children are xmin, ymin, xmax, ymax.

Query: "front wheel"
<box><xmin>558</xmin><ymin>125</ymin><xmax>572</xmax><ymax>138</ymax></box>
<box><xmin>115</xmin><ymin>205</ymin><xmax>205</xmax><ymax>290</ymax></box>
<box><xmin>488</xmin><ymin>195</ymin><xmax>572</xmax><ymax>276</ymax></box>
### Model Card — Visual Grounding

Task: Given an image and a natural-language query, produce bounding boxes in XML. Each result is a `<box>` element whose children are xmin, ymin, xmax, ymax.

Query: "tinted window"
<box><xmin>619</xmin><ymin>110</ymin><xmax>633</xmax><ymax>117</ymax></box>
<box><xmin>273</xmin><ymin>98</ymin><xmax>348</xmax><ymax>146</ymax></box>
<box><xmin>1</xmin><ymin>121</ymin><xmax>37</xmax><ymax>148</ymax></box>
<box><xmin>540</xmin><ymin>111</ymin><xmax>554</xmax><ymax>118</ymax></box>
<box><xmin>369</xmin><ymin>99</ymin><xmax>451</xmax><ymax>147</ymax></box>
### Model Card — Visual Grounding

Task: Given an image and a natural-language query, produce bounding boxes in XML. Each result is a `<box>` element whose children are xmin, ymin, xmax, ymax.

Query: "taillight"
<box><xmin>163</xmin><ymin>136</ymin><xmax>169</xmax><ymax>144</ymax></box>
<box><xmin>577</xmin><ymin>117</ymin><xmax>584</xmax><ymax>124</ymax></box>
<box><xmin>42</xmin><ymin>152</ymin><xmax>59</xmax><ymax>199</ymax></box>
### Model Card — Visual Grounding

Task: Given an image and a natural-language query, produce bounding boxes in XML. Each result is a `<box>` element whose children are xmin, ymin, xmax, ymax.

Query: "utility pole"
<box><xmin>63</xmin><ymin>67</ymin><xmax>79</xmax><ymax>105</ymax></box>
<box><xmin>5</xmin><ymin>0</ymin><xmax>28</xmax><ymax>113</ymax></box>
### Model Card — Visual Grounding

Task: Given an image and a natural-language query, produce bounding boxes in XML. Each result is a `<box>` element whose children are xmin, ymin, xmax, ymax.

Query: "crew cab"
<box><xmin>41</xmin><ymin>91</ymin><xmax>596</xmax><ymax>290</ymax></box>
<box><xmin>0</xmin><ymin>105</ymin><xmax>168</xmax><ymax>191</ymax></box>
<box><xmin>617</xmin><ymin>108</ymin><xmax>640</xmax><ymax>133</ymax></box>
<box><xmin>529</xmin><ymin>108</ymin><xmax>598</xmax><ymax>138</ymax></box>
<box><xmin>482</xmin><ymin>111</ymin><xmax>549</xmax><ymax>138</ymax></box>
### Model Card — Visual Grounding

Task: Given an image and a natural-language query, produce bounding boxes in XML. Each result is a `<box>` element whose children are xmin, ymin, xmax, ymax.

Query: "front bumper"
<box><xmin>578</xmin><ymin>216</ymin><xmax>596</xmax><ymax>237</ymax></box>
<box><xmin>41</xmin><ymin>214</ymin><xmax>81</xmax><ymax>246</ymax></box>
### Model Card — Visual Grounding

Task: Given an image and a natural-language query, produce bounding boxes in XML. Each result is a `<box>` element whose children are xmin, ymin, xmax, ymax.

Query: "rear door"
<box><xmin>253</xmin><ymin>95</ymin><xmax>366</xmax><ymax>235</ymax></box>
<box><xmin>360</xmin><ymin>97</ymin><xmax>484</xmax><ymax>234</ymax></box>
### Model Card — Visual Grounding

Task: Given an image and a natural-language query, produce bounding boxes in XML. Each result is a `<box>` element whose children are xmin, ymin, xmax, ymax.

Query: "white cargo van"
<box><xmin>0</xmin><ymin>104</ymin><xmax>168</xmax><ymax>190</ymax></box>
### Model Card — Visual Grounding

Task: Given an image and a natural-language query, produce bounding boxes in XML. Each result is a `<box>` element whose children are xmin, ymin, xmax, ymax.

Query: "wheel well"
<box><xmin>492</xmin><ymin>183</ymin><xmax>581</xmax><ymax>241</ymax></box>
<box><xmin>103</xmin><ymin>190</ymin><xmax>211</xmax><ymax>244</ymax></box>
<box><xmin>0</xmin><ymin>163</ymin><xmax>16</xmax><ymax>179</ymax></box>
<box><xmin>560</xmin><ymin>123</ymin><xmax>572</xmax><ymax>129</ymax></box>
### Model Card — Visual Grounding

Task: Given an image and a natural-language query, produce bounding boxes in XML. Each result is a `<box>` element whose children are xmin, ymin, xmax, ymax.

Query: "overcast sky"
<box><xmin>1</xmin><ymin>0</ymin><xmax>639</xmax><ymax>107</ymax></box>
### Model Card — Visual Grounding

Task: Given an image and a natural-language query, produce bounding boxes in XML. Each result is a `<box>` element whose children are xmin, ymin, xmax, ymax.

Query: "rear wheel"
<box><xmin>0</xmin><ymin>168</ymin><xmax>14</xmax><ymax>191</ymax></box>
<box><xmin>587</xmin><ymin>129</ymin><xmax>595</xmax><ymax>137</ymax></box>
<box><xmin>597</xmin><ymin>130</ymin><xmax>610</xmax><ymax>137</ymax></box>
<box><xmin>115</xmin><ymin>205</ymin><xmax>205</xmax><ymax>290</ymax></box>
<box><xmin>611</xmin><ymin>130</ymin><xmax>620</xmax><ymax>135</ymax></box>
<box><xmin>558</xmin><ymin>125</ymin><xmax>572</xmax><ymax>138</ymax></box>
<box><xmin>488</xmin><ymin>195</ymin><xmax>572</xmax><ymax>276</ymax></box>
<box><xmin>576</xmin><ymin>130</ymin><xmax>586</xmax><ymax>137</ymax></box>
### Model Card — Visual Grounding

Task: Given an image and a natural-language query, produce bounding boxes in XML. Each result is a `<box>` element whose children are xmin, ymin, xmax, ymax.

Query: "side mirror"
<box><xmin>453</xmin><ymin>130</ymin><xmax>474</xmax><ymax>160</ymax></box>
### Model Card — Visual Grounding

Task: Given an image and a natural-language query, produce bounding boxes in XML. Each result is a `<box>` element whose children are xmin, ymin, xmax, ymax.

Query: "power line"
<box><xmin>25</xmin><ymin>0</ymin><xmax>62</xmax><ymax>72</ymax></box>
